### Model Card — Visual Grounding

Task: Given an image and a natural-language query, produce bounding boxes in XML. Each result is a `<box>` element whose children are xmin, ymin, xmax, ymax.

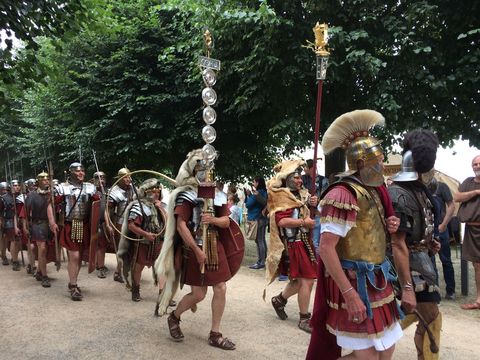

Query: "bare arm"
<box><xmin>391</xmin><ymin>231</ymin><xmax>416</xmax><ymax>312</ymax></box>
<box><xmin>439</xmin><ymin>200</ymin><xmax>455</xmax><ymax>232</ymax></box>
<box><xmin>277</xmin><ymin>217</ymin><xmax>315</xmax><ymax>229</ymax></box>
<box><xmin>453</xmin><ymin>188</ymin><xmax>480</xmax><ymax>203</ymax></box>
<box><xmin>201</xmin><ymin>213</ymin><xmax>230</xmax><ymax>229</ymax></box>
<box><xmin>127</xmin><ymin>220</ymin><xmax>155</xmax><ymax>241</ymax></box>
<box><xmin>319</xmin><ymin>232</ymin><xmax>367</xmax><ymax>323</ymax></box>
<box><xmin>47</xmin><ymin>203</ymin><xmax>58</xmax><ymax>233</ymax></box>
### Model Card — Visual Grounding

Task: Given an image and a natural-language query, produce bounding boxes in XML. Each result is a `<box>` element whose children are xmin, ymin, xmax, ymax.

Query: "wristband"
<box><xmin>403</xmin><ymin>281</ymin><xmax>413</xmax><ymax>291</ymax></box>
<box><xmin>341</xmin><ymin>286</ymin><xmax>354</xmax><ymax>295</ymax></box>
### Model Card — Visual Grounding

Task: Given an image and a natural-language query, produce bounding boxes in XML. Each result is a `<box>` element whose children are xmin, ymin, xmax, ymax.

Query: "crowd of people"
<box><xmin>1</xmin><ymin>109</ymin><xmax>479</xmax><ymax>359</ymax></box>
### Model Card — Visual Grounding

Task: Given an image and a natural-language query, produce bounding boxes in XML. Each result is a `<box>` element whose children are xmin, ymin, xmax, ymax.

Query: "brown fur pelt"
<box><xmin>153</xmin><ymin>149</ymin><xmax>203</xmax><ymax>316</ymax></box>
<box><xmin>263</xmin><ymin>159</ymin><xmax>310</xmax><ymax>299</ymax></box>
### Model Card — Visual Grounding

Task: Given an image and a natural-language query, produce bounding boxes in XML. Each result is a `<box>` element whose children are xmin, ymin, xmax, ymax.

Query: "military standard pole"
<box><xmin>305</xmin><ymin>23</ymin><xmax>331</xmax><ymax>210</ymax></box>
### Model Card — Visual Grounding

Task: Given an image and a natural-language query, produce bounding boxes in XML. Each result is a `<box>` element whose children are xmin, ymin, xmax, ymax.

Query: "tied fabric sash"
<box><xmin>340</xmin><ymin>258</ymin><xmax>404</xmax><ymax>319</ymax></box>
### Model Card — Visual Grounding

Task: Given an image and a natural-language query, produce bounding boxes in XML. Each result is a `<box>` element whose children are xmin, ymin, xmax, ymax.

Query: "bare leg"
<box><xmin>297</xmin><ymin>278</ymin><xmax>314</xmax><ymax>314</ymax></box>
<box><xmin>133</xmin><ymin>262</ymin><xmax>143</xmax><ymax>286</ymax></box>
<box><xmin>174</xmin><ymin>285</ymin><xmax>207</xmax><ymax>318</ymax></box>
<box><xmin>37</xmin><ymin>242</ymin><xmax>47</xmax><ymax>276</ymax></box>
<box><xmin>281</xmin><ymin>279</ymin><xmax>300</xmax><ymax>300</ymax></box>
<box><xmin>67</xmin><ymin>250</ymin><xmax>81</xmax><ymax>284</ymax></box>
<box><xmin>0</xmin><ymin>232</ymin><xmax>6</xmax><ymax>259</ymax></box>
<box><xmin>211</xmin><ymin>282</ymin><xmax>226</xmax><ymax>332</ymax></box>
<box><xmin>9</xmin><ymin>236</ymin><xmax>19</xmax><ymax>262</ymax></box>
<box><xmin>473</xmin><ymin>262</ymin><xmax>480</xmax><ymax>303</ymax></box>
<box><xmin>341</xmin><ymin>345</ymin><xmax>394</xmax><ymax>360</ymax></box>
<box><xmin>96</xmin><ymin>248</ymin><xmax>106</xmax><ymax>268</ymax></box>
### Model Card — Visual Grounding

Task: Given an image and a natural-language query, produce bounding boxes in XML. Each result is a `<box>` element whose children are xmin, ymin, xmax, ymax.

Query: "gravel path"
<box><xmin>0</xmin><ymin>245</ymin><xmax>478</xmax><ymax>360</ymax></box>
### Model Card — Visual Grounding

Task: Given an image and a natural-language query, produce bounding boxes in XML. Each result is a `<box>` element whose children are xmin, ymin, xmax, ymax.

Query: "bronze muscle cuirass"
<box><xmin>336</xmin><ymin>181</ymin><xmax>386</xmax><ymax>264</ymax></box>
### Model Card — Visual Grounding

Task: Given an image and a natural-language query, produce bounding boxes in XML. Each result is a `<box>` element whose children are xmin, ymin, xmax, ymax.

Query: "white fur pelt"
<box><xmin>153</xmin><ymin>149</ymin><xmax>203</xmax><ymax>316</ymax></box>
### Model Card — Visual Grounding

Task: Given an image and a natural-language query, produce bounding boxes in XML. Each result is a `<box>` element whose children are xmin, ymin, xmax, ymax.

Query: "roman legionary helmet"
<box><xmin>322</xmin><ymin>109</ymin><xmax>385</xmax><ymax>178</ymax></box>
<box><xmin>0</xmin><ymin>181</ymin><xmax>8</xmax><ymax>190</ymax></box>
<box><xmin>10</xmin><ymin>179</ymin><xmax>20</xmax><ymax>186</ymax></box>
<box><xmin>391</xmin><ymin>129</ymin><xmax>438</xmax><ymax>182</ymax></box>
<box><xmin>138</xmin><ymin>178</ymin><xmax>162</xmax><ymax>198</ymax></box>
<box><xmin>93</xmin><ymin>171</ymin><xmax>106</xmax><ymax>179</ymax></box>
<box><xmin>115</xmin><ymin>167</ymin><xmax>130</xmax><ymax>179</ymax></box>
<box><xmin>36</xmin><ymin>172</ymin><xmax>49</xmax><ymax>181</ymax></box>
<box><xmin>69</xmin><ymin>162</ymin><xmax>84</xmax><ymax>172</ymax></box>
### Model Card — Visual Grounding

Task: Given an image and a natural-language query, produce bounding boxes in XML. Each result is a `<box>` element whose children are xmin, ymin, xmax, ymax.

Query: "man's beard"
<box><xmin>475</xmin><ymin>170</ymin><xmax>480</xmax><ymax>177</ymax></box>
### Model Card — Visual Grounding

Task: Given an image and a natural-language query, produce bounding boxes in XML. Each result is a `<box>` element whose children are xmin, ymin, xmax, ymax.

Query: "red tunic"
<box><xmin>275</xmin><ymin>209</ymin><xmax>317</xmax><ymax>279</ymax></box>
<box><xmin>307</xmin><ymin>184</ymin><xmax>400</xmax><ymax>359</ymax></box>
<box><xmin>128</xmin><ymin>215</ymin><xmax>163</xmax><ymax>268</ymax></box>
<box><xmin>176</xmin><ymin>201</ymin><xmax>232</xmax><ymax>286</ymax></box>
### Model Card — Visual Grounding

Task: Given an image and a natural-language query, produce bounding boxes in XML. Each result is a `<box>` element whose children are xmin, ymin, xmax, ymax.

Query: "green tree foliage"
<box><xmin>0</xmin><ymin>0</ymin><xmax>92</xmax><ymax>100</ymax></box>
<box><xmin>8</xmin><ymin>0</ymin><xmax>480</xmax><ymax>181</ymax></box>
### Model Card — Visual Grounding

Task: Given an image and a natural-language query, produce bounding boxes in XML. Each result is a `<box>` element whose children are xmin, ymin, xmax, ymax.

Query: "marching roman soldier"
<box><xmin>105</xmin><ymin>167</ymin><xmax>134</xmax><ymax>283</ymax></box>
<box><xmin>306</xmin><ymin>110</ymin><xmax>402</xmax><ymax>360</ymax></box>
<box><xmin>48</xmin><ymin>162</ymin><xmax>98</xmax><ymax>301</ymax></box>
<box><xmin>0</xmin><ymin>180</ymin><xmax>26</xmax><ymax>271</ymax></box>
<box><xmin>154</xmin><ymin>149</ymin><xmax>244</xmax><ymax>350</ymax></box>
<box><xmin>91</xmin><ymin>170</ymin><xmax>110</xmax><ymax>279</ymax></box>
<box><xmin>24</xmin><ymin>171</ymin><xmax>54</xmax><ymax>287</ymax></box>
<box><xmin>388</xmin><ymin>129</ymin><xmax>442</xmax><ymax>360</ymax></box>
<box><xmin>0</xmin><ymin>181</ymin><xmax>10</xmax><ymax>265</ymax></box>
<box><xmin>117</xmin><ymin>178</ymin><xmax>166</xmax><ymax>301</ymax></box>
<box><xmin>266</xmin><ymin>159</ymin><xmax>318</xmax><ymax>333</ymax></box>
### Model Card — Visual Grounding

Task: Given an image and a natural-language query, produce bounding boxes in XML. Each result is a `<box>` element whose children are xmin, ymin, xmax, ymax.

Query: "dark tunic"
<box><xmin>175</xmin><ymin>201</ymin><xmax>231</xmax><ymax>286</ymax></box>
<box><xmin>458</xmin><ymin>177</ymin><xmax>480</xmax><ymax>262</ymax></box>
<box><xmin>25</xmin><ymin>191</ymin><xmax>52</xmax><ymax>243</ymax></box>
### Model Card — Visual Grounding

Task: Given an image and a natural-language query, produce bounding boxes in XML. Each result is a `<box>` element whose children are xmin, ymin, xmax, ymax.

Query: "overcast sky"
<box><xmin>300</xmin><ymin>138</ymin><xmax>479</xmax><ymax>183</ymax></box>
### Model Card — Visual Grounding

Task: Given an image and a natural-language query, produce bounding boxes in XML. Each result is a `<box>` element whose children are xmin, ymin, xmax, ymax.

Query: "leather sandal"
<box><xmin>2</xmin><ymin>257</ymin><xmax>9</xmax><ymax>266</ymax></box>
<box><xmin>12</xmin><ymin>261</ymin><xmax>20</xmax><ymax>271</ymax></box>
<box><xmin>271</xmin><ymin>292</ymin><xmax>288</xmax><ymax>320</ymax></box>
<box><xmin>167</xmin><ymin>312</ymin><xmax>184</xmax><ymax>342</ymax></box>
<box><xmin>298</xmin><ymin>313</ymin><xmax>312</xmax><ymax>333</ymax></box>
<box><xmin>208</xmin><ymin>331</ymin><xmax>236</xmax><ymax>350</ymax></box>
<box><xmin>41</xmin><ymin>276</ymin><xmax>51</xmax><ymax>288</ymax></box>
<box><xmin>113</xmin><ymin>272</ymin><xmax>124</xmax><ymax>283</ymax></box>
<box><xmin>35</xmin><ymin>271</ymin><xmax>43</xmax><ymax>281</ymax></box>
<box><xmin>68</xmin><ymin>283</ymin><xmax>83</xmax><ymax>301</ymax></box>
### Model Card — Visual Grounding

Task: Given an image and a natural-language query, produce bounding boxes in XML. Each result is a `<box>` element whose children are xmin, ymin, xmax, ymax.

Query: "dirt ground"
<box><xmin>1</xmin><ymin>242</ymin><xmax>479</xmax><ymax>360</ymax></box>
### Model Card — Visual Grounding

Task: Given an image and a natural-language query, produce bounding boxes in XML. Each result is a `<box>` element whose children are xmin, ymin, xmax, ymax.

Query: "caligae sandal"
<box><xmin>167</xmin><ymin>312</ymin><xmax>184</xmax><ymax>342</ymax></box>
<box><xmin>208</xmin><ymin>331</ymin><xmax>236</xmax><ymax>350</ymax></box>
<box><xmin>68</xmin><ymin>283</ymin><xmax>83</xmax><ymax>301</ymax></box>
<box><xmin>271</xmin><ymin>293</ymin><xmax>288</xmax><ymax>320</ymax></box>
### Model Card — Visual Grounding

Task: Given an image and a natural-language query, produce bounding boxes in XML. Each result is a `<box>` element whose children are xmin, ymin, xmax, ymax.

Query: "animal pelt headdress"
<box><xmin>402</xmin><ymin>129</ymin><xmax>438</xmax><ymax>174</ymax></box>
<box><xmin>117</xmin><ymin>178</ymin><xmax>165</xmax><ymax>288</ymax></box>
<box><xmin>153</xmin><ymin>149</ymin><xmax>204</xmax><ymax>316</ymax></box>
<box><xmin>264</xmin><ymin>158</ymin><xmax>310</xmax><ymax>298</ymax></box>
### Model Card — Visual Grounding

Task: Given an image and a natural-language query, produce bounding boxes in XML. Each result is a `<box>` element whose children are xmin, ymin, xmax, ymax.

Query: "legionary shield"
<box><xmin>218</xmin><ymin>218</ymin><xmax>244</xmax><ymax>277</ymax></box>
<box><xmin>88</xmin><ymin>199</ymin><xmax>101</xmax><ymax>273</ymax></box>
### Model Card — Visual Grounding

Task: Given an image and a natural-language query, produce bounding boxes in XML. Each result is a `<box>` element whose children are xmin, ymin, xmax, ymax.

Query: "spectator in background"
<box><xmin>454</xmin><ymin>154</ymin><xmax>480</xmax><ymax>310</ymax></box>
<box><xmin>245</xmin><ymin>176</ymin><xmax>268</xmax><ymax>270</ymax></box>
<box><xmin>228</xmin><ymin>193</ymin><xmax>242</xmax><ymax>224</ymax></box>
<box><xmin>301</xmin><ymin>159</ymin><xmax>328</xmax><ymax>253</ymax></box>
<box><xmin>428</xmin><ymin>177</ymin><xmax>456</xmax><ymax>299</ymax></box>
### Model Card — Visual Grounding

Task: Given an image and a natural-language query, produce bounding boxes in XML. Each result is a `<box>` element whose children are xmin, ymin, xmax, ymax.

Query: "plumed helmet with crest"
<box><xmin>322</xmin><ymin>109</ymin><xmax>385</xmax><ymax>177</ymax></box>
